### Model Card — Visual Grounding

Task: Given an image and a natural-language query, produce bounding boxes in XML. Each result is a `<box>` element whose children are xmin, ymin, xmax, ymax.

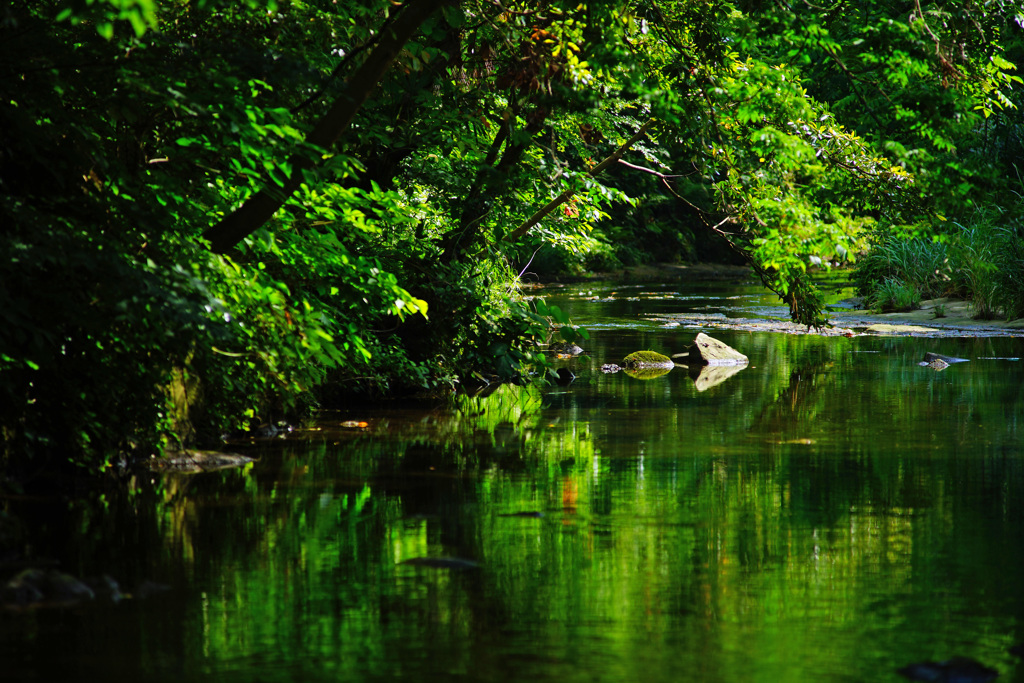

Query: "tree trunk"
<box><xmin>203</xmin><ymin>0</ymin><xmax>446</xmax><ymax>254</ymax></box>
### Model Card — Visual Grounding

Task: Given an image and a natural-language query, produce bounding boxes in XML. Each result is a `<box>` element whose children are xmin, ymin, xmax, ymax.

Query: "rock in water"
<box><xmin>2</xmin><ymin>569</ymin><xmax>95</xmax><ymax>606</ymax></box>
<box><xmin>681</xmin><ymin>333</ymin><xmax>749</xmax><ymax>366</ymax></box>
<box><xmin>149</xmin><ymin>450</ymin><xmax>255</xmax><ymax>473</ymax></box>
<box><xmin>897</xmin><ymin>657</ymin><xmax>998</xmax><ymax>683</ymax></box>
<box><xmin>401</xmin><ymin>557</ymin><xmax>480</xmax><ymax>570</ymax></box>
<box><xmin>923</xmin><ymin>352</ymin><xmax>969</xmax><ymax>364</ymax></box>
<box><xmin>551</xmin><ymin>341</ymin><xmax>585</xmax><ymax>356</ymax></box>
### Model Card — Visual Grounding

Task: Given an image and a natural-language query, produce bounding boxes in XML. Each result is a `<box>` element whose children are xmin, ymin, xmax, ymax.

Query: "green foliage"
<box><xmin>853</xmin><ymin>235</ymin><xmax>953</xmax><ymax>303</ymax></box>
<box><xmin>948</xmin><ymin>207</ymin><xmax>1024</xmax><ymax>319</ymax></box>
<box><xmin>0</xmin><ymin>0</ymin><xmax>436</xmax><ymax>469</ymax></box>
<box><xmin>854</xmin><ymin>193</ymin><xmax>1024</xmax><ymax>320</ymax></box>
<box><xmin>4</xmin><ymin>0</ymin><xmax>1023</xmax><ymax>474</ymax></box>
<box><xmin>868</xmin><ymin>278</ymin><xmax>923</xmax><ymax>313</ymax></box>
<box><xmin>55</xmin><ymin>0</ymin><xmax>280</xmax><ymax>38</ymax></box>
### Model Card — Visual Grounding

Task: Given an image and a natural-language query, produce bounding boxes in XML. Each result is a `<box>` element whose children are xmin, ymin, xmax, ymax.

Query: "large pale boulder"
<box><xmin>674</xmin><ymin>333</ymin><xmax>748</xmax><ymax>366</ymax></box>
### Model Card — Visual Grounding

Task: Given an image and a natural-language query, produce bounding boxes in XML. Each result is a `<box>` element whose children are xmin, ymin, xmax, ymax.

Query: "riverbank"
<box><xmin>833</xmin><ymin>296</ymin><xmax>1024</xmax><ymax>334</ymax></box>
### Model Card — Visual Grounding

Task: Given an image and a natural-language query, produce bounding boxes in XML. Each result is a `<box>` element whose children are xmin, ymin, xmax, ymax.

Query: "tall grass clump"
<box><xmin>995</xmin><ymin>224</ymin><xmax>1024</xmax><ymax>320</ymax></box>
<box><xmin>852</xmin><ymin>235</ymin><xmax>952</xmax><ymax>311</ymax></box>
<box><xmin>854</xmin><ymin>200</ymin><xmax>1024</xmax><ymax>320</ymax></box>
<box><xmin>948</xmin><ymin>219</ymin><xmax>1000</xmax><ymax>318</ymax></box>
<box><xmin>870</xmin><ymin>278</ymin><xmax>922</xmax><ymax>312</ymax></box>
<box><xmin>947</xmin><ymin>197</ymin><xmax>1024</xmax><ymax>320</ymax></box>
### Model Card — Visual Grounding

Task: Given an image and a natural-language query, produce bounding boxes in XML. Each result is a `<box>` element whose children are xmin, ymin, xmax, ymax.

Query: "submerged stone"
<box><xmin>923</xmin><ymin>352</ymin><xmax>969</xmax><ymax>364</ymax></box>
<box><xmin>866</xmin><ymin>323</ymin><xmax>939</xmax><ymax>334</ymax></box>
<box><xmin>897</xmin><ymin>657</ymin><xmax>998</xmax><ymax>683</ymax></box>
<box><xmin>150</xmin><ymin>450</ymin><xmax>255</xmax><ymax>473</ymax></box>
<box><xmin>401</xmin><ymin>557</ymin><xmax>481</xmax><ymax>570</ymax></box>
<box><xmin>553</xmin><ymin>367</ymin><xmax>576</xmax><ymax>385</ymax></box>
<box><xmin>2</xmin><ymin>569</ymin><xmax>95</xmax><ymax>606</ymax></box>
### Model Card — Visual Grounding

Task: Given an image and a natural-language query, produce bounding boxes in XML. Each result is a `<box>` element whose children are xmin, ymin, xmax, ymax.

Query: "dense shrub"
<box><xmin>853</xmin><ymin>199</ymin><xmax>1024</xmax><ymax>320</ymax></box>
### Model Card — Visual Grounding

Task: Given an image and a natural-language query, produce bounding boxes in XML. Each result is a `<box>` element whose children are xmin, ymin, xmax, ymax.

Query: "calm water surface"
<box><xmin>4</xmin><ymin>279</ymin><xmax>1024</xmax><ymax>682</ymax></box>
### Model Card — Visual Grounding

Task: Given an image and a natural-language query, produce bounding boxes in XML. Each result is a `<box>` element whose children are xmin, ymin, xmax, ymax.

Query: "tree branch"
<box><xmin>503</xmin><ymin>118</ymin><xmax>656</xmax><ymax>243</ymax></box>
<box><xmin>203</xmin><ymin>0</ymin><xmax>445</xmax><ymax>255</ymax></box>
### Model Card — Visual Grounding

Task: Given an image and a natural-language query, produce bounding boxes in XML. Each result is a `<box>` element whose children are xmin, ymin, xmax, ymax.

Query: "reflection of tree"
<box><xmin>750</xmin><ymin>360</ymin><xmax>838</xmax><ymax>441</ymax></box>
<box><xmin>15</xmin><ymin>344</ymin><xmax>1023</xmax><ymax>680</ymax></box>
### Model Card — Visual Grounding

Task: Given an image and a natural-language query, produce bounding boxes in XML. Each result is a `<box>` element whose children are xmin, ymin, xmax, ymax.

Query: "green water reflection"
<box><xmin>3</xmin><ymin>281</ymin><xmax>1024</xmax><ymax>683</ymax></box>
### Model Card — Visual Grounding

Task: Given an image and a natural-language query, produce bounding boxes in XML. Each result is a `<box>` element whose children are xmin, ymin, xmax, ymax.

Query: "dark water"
<box><xmin>4</xmin><ymin>280</ymin><xmax>1024</xmax><ymax>682</ymax></box>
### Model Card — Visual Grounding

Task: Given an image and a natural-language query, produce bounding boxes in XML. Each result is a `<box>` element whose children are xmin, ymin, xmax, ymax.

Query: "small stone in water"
<box><xmin>401</xmin><ymin>557</ymin><xmax>481</xmax><ymax>570</ymax></box>
<box><xmin>897</xmin><ymin>657</ymin><xmax>998</xmax><ymax>683</ymax></box>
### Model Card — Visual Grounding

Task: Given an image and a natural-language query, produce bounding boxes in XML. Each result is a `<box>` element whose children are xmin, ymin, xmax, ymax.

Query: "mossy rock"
<box><xmin>622</xmin><ymin>350</ymin><xmax>674</xmax><ymax>369</ymax></box>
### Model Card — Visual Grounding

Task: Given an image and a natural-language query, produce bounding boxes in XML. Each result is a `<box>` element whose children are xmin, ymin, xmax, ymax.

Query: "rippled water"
<box><xmin>4</xmin><ymin>280</ymin><xmax>1024</xmax><ymax>682</ymax></box>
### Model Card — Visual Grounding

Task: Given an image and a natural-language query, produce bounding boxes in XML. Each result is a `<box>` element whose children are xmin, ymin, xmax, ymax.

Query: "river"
<box><xmin>3</xmin><ymin>277</ymin><xmax>1024</xmax><ymax>682</ymax></box>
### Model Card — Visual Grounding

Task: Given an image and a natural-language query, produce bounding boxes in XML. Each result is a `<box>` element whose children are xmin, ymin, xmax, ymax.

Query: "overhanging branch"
<box><xmin>503</xmin><ymin>118</ymin><xmax>656</xmax><ymax>244</ymax></box>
